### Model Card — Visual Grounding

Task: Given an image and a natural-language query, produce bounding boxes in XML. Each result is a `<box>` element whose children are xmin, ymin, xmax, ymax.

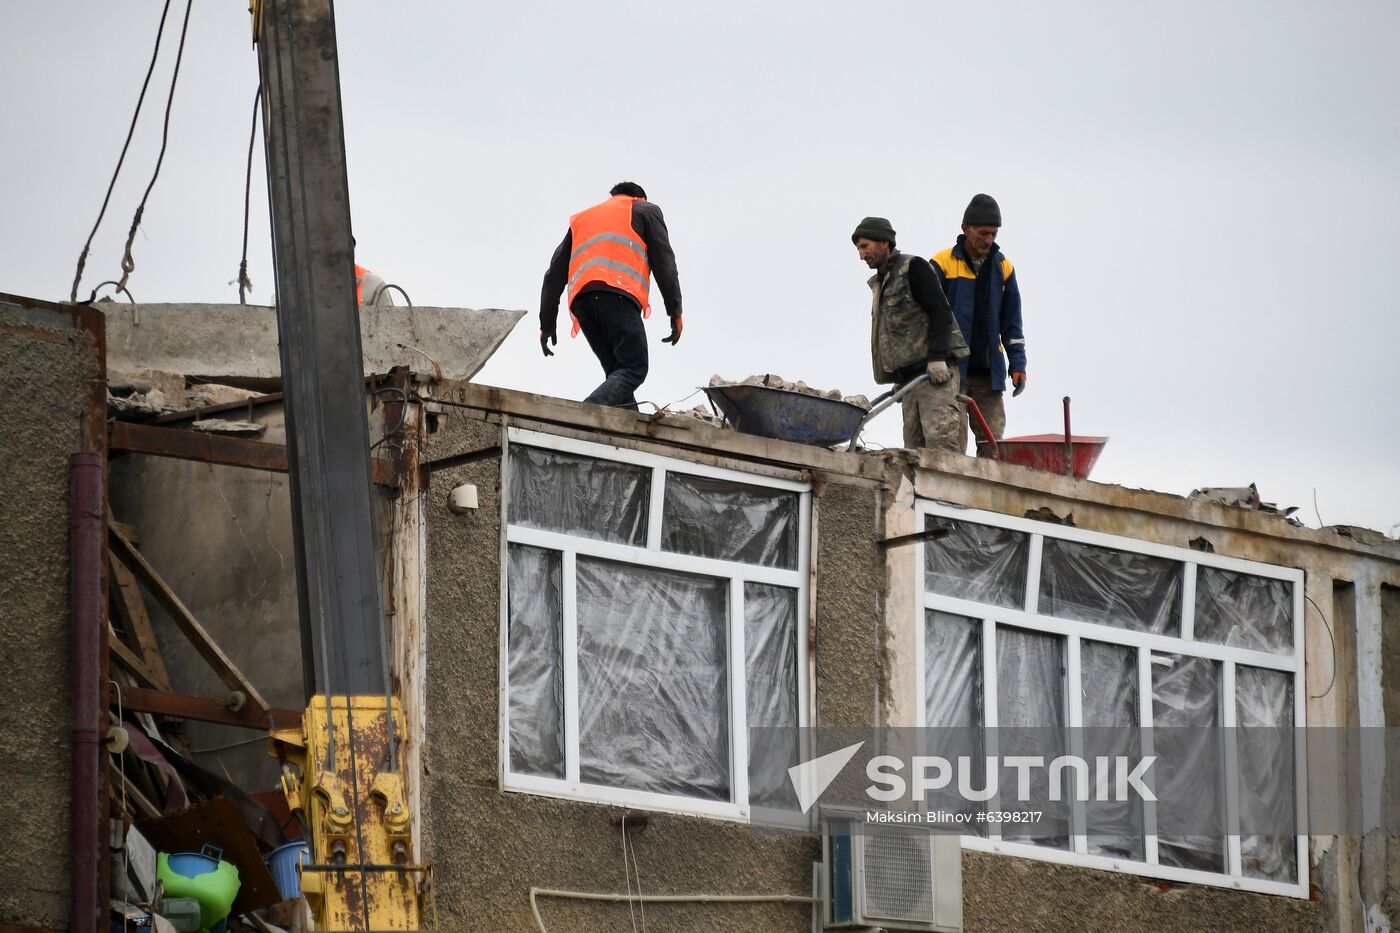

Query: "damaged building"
<box><xmin>3</xmin><ymin>288</ymin><xmax>1400</xmax><ymax>932</ymax></box>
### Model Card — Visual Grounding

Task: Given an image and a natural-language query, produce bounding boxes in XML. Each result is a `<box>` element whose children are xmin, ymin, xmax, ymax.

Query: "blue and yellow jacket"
<box><xmin>930</xmin><ymin>236</ymin><xmax>1026</xmax><ymax>391</ymax></box>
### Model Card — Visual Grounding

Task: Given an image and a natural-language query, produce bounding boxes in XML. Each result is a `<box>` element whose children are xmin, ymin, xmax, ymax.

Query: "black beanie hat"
<box><xmin>852</xmin><ymin>216</ymin><xmax>896</xmax><ymax>247</ymax></box>
<box><xmin>963</xmin><ymin>193</ymin><xmax>1002</xmax><ymax>227</ymax></box>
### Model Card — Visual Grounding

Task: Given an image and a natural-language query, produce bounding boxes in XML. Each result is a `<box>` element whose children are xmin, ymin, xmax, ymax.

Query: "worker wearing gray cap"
<box><xmin>854</xmin><ymin>216</ymin><xmax>969</xmax><ymax>453</ymax></box>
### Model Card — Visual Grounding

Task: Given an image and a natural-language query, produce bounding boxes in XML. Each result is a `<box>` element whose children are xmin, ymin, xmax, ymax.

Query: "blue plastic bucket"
<box><xmin>266</xmin><ymin>841</ymin><xmax>310</xmax><ymax>900</ymax></box>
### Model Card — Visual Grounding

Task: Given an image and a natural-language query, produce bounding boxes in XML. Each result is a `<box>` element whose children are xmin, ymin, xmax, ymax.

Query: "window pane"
<box><xmin>1238</xmin><ymin>666</ymin><xmax>1297</xmax><ymax>883</ymax></box>
<box><xmin>661</xmin><ymin>473</ymin><xmax>798</xmax><ymax>568</ymax></box>
<box><xmin>507</xmin><ymin>545</ymin><xmax>563</xmax><ymax>778</ymax></box>
<box><xmin>924</xmin><ymin>516</ymin><xmax>1028</xmax><ymax>609</ymax></box>
<box><xmin>1195</xmin><ymin>567</ymin><xmax>1294</xmax><ymax>655</ymax></box>
<box><xmin>924</xmin><ymin>611</ymin><xmax>984</xmax><ymax>834</ymax></box>
<box><xmin>508</xmin><ymin>445</ymin><xmax>649</xmax><ymax>545</ymax></box>
<box><xmin>925</xmin><ymin>612</ymin><xmax>982</xmax><ymax>729</ymax></box>
<box><xmin>1081</xmin><ymin>641</ymin><xmax>1144</xmax><ymax>860</ymax></box>
<box><xmin>576</xmin><ymin>558</ymin><xmax>729</xmax><ymax>800</ymax></box>
<box><xmin>1152</xmin><ymin>653</ymin><xmax>1225</xmax><ymax>872</ymax></box>
<box><xmin>745</xmin><ymin>583</ymin><xmax>799</xmax><ymax>808</ymax></box>
<box><xmin>1040</xmin><ymin>538</ymin><xmax>1183</xmax><ymax>636</ymax></box>
<box><xmin>997</xmin><ymin>627</ymin><xmax>1070</xmax><ymax>849</ymax></box>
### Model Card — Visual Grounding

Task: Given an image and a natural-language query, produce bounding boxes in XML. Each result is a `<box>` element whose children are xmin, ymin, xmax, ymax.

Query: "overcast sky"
<box><xmin>7</xmin><ymin>1</ymin><xmax>1398</xmax><ymax>533</ymax></box>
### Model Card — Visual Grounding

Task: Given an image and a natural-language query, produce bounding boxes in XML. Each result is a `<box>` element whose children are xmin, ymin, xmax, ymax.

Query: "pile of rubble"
<box><xmin>707</xmin><ymin>373</ymin><xmax>871</xmax><ymax>410</ymax></box>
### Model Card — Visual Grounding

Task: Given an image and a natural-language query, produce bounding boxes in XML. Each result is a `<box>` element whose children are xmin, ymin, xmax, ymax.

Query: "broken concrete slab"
<box><xmin>99</xmin><ymin>303</ymin><xmax>523</xmax><ymax>386</ymax></box>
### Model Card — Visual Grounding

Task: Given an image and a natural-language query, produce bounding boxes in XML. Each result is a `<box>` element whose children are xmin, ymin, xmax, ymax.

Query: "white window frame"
<box><xmin>499</xmin><ymin>428</ymin><xmax>811</xmax><ymax>821</ymax></box>
<box><xmin>914</xmin><ymin>500</ymin><xmax>1309</xmax><ymax>899</ymax></box>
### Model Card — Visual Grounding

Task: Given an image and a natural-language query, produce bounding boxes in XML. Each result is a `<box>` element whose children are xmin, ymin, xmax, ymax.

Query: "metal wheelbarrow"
<box><xmin>961</xmin><ymin>393</ymin><xmax>1108</xmax><ymax>479</ymax></box>
<box><xmin>702</xmin><ymin>383</ymin><xmax>870</xmax><ymax>446</ymax></box>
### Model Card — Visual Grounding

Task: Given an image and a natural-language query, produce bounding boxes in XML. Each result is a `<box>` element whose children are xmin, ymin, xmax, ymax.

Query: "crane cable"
<box><xmin>237</xmin><ymin>84</ymin><xmax>261</xmax><ymax>304</ymax></box>
<box><xmin>68</xmin><ymin>0</ymin><xmax>175</xmax><ymax>302</ymax></box>
<box><xmin>104</xmin><ymin>0</ymin><xmax>197</xmax><ymax>302</ymax></box>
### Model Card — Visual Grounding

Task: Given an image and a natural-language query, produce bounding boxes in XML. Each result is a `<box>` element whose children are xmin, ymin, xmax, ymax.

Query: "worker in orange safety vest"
<box><xmin>354</xmin><ymin>263</ymin><xmax>394</xmax><ymax>307</ymax></box>
<box><xmin>539</xmin><ymin>181</ymin><xmax>683</xmax><ymax>409</ymax></box>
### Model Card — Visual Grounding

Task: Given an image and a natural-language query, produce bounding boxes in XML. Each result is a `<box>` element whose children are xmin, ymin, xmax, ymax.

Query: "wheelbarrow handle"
<box><xmin>956</xmin><ymin>394</ymin><xmax>999</xmax><ymax>459</ymax></box>
<box><xmin>845</xmin><ymin>372</ymin><xmax>931</xmax><ymax>451</ymax></box>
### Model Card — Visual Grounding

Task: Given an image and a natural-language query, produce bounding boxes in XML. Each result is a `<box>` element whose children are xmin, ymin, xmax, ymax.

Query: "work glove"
<box><xmin>540</xmin><ymin>327</ymin><xmax>556</xmax><ymax>358</ymax></box>
<box><xmin>1010</xmin><ymin>371</ymin><xmax>1027</xmax><ymax>397</ymax></box>
<box><xmin>662</xmin><ymin>314</ymin><xmax>683</xmax><ymax>345</ymax></box>
<box><xmin>926</xmin><ymin>360</ymin><xmax>952</xmax><ymax>385</ymax></box>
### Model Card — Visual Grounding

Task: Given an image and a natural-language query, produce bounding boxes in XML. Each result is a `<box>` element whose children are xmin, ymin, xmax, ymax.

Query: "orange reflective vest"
<box><xmin>354</xmin><ymin>264</ymin><xmax>374</xmax><ymax>305</ymax></box>
<box><xmin>566</xmin><ymin>196</ymin><xmax>651</xmax><ymax>337</ymax></box>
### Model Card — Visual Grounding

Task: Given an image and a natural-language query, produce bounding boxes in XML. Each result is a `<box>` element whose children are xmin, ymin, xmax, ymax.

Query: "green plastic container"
<box><xmin>156</xmin><ymin>845</ymin><xmax>241</xmax><ymax>933</ymax></box>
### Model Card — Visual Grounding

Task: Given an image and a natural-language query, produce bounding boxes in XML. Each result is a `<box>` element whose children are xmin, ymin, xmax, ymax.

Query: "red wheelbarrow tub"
<box><xmin>995</xmin><ymin>434</ymin><xmax>1109</xmax><ymax>480</ymax></box>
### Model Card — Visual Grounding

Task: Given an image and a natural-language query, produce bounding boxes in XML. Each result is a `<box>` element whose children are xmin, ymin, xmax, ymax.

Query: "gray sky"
<box><xmin>7</xmin><ymin>1</ymin><xmax>1398</xmax><ymax>533</ymax></box>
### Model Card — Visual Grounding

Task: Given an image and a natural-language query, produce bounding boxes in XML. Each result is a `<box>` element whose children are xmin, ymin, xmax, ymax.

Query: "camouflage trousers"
<box><xmin>901</xmin><ymin>371</ymin><xmax>962</xmax><ymax>453</ymax></box>
<box><xmin>959</xmin><ymin>372</ymin><xmax>1005</xmax><ymax>457</ymax></box>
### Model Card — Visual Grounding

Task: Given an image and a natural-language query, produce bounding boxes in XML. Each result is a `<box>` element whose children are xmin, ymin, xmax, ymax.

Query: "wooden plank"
<box><xmin>111</xmin><ymin>420</ymin><xmax>290</xmax><ymax>471</ymax></box>
<box><xmin>108</xmin><ymin>623</ymin><xmax>163</xmax><ymax>689</ymax></box>
<box><xmin>119</xmin><ymin>685</ymin><xmax>301</xmax><ymax>731</ymax></box>
<box><xmin>108</xmin><ymin>523</ymin><xmax>272</xmax><ymax>719</ymax></box>
<box><xmin>108</xmin><ymin>550</ymin><xmax>173</xmax><ymax>691</ymax></box>
<box><xmin>109</xmin><ymin>420</ymin><xmax>399</xmax><ymax>486</ymax></box>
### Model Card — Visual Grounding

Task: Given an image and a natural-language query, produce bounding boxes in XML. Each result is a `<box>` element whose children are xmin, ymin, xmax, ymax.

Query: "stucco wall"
<box><xmin>0</xmin><ymin>302</ymin><xmax>101</xmax><ymax>929</ymax></box>
<box><xmin>422</xmin><ymin>411</ymin><xmax>828</xmax><ymax>931</ymax></box>
<box><xmin>963</xmin><ymin>850</ymin><xmax>1316</xmax><ymax>931</ymax></box>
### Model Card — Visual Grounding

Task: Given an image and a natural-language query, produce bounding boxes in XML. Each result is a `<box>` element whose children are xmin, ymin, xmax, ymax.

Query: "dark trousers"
<box><xmin>572</xmin><ymin>290</ymin><xmax>649</xmax><ymax>409</ymax></box>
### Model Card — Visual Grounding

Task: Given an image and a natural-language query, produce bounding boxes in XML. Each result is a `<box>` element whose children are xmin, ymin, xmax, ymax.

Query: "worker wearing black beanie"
<box><xmin>930</xmin><ymin>193</ymin><xmax>1028</xmax><ymax>456</ymax></box>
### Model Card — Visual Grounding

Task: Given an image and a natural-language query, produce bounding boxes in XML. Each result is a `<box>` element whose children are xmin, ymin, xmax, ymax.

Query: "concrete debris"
<box><xmin>191</xmin><ymin>419</ymin><xmax>266</xmax><ymax>436</ymax></box>
<box><xmin>680</xmin><ymin>404</ymin><xmax>727</xmax><ymax>428</ymax></box>
<box><xmin>1189</xmin><ymin>483</ymin><xmax>1299</xmax><ymax>518</ymax></box>
<box><xmin>708</xmin><ymin>373</ymin><xmax>872</xmax><ymax>410</ymax></box>
<box><xmin>109</xmin><ymin>368</ymin><xmax>185</xmax><ymax>398</ymax></box>
<box><xmin>1327</xmin><ymin>525</ymin><xmax>1397</xmax><ymax>548</ymax></box>
<box><xmin>107</xmin><ymin>387</ymin><xmax>175</xmax><ymax>416</ymax></box>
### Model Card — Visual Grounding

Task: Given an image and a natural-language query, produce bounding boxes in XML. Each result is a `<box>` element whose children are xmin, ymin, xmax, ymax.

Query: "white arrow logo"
<box><xmin>787</xmin><ymin>741</ymin><xmax>865</xmax><ymax>813</ymax></box>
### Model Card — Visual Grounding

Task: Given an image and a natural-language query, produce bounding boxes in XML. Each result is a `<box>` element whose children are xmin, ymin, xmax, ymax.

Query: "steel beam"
<box><xmin>118</xmin><ymin>686</ymin><xmax>301</xmax><ymax>730</ymax></box>
<box><xmin>256</xmin><ymin>0</ymin><xmax>387</xmax><ymax>698</ymax></box>
<box><xmin>109</xmin><ymin>420</ymin><xmax>400</xmax><ymax>487</ymax></box>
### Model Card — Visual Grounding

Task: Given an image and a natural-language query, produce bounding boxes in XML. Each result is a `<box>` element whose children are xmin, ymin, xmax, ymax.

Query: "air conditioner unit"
<box><xmin>821</xmin><ymin>811</ymin><xmax>962</xmax><ymax>931</ymax></box>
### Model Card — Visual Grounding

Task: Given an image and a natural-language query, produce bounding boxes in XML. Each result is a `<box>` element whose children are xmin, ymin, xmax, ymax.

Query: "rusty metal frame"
<box><xmin>110</xmin><ymin>419</ymin><xmax>400</xmax><ymax>487</ymax></box>
<box><xmin>120</xmin><ymin>685</ymin><xmax>300</xmax><ymax>730</ymax></box>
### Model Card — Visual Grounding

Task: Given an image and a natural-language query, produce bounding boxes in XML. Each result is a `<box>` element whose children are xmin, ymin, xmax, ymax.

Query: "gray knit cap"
<box><xmin>851</xmin><ymin>216</ymin><xmax>896</xmax><ymax>246</ymax></box>
<box><xmin>963</xmin><ymin>194</ymin><xmax>1002</xmax><ymax>227</ymax></box>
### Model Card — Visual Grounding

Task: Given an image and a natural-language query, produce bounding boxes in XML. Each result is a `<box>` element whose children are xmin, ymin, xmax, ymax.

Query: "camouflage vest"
<box><xmin>869</xmin><ymin>251</ymin><xmax>968</xmax><ymax>384</ymax></box>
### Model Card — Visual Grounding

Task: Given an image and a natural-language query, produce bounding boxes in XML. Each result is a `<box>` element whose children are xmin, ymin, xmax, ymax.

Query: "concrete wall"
<box><xmin>894</xmin><ymin>451</ymin><xmax>1400</xmax><ymax>930</ymax></box>
<box><xmin>421</xmin><ymin>408</ymin><xmax>846</xmax><ymax>931</ymax></box>
<box><xmin>414</xmin><ymin>387</ymin><xmax>1395</xmax><ymax>930</ymax></box>
<box><xmin>0</xmin><ymin>299</ymin><xmax>103</xmax><ymax>930</ymax></box>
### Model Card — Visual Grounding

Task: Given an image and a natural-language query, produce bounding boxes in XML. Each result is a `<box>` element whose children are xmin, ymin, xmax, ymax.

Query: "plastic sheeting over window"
<box><xmin>661</xmin><ymin>473</ymin><xmax>798</xmax><ymax>568</ymax></box>
<box><xmin>996</xmin><ymin>627</ymin><xmax>1069</xmax><ymax>849</ymax></box>
<box><xmin>507</xmin><ymin>545</ymin><xmax>564</xmax><ymax>778</ymax></box>
<box><xmin>924</xmin><ymin>611</ymin><xmax>984</xmax><ymax>833</ymax></box>
<box><xmin>576</xmin><ymin>557</ymin><xmax>730</xmax><ymax>800</ymax></box>
<box><xmin>1081</xmin><ymin>640</ymin><xmax>1143</xmax><ymax>860</ymax></box>
<box><xmin>745</xmin><ymin>583</ymin><xmax>799</xmax><ymax>808</ymax></box>
<box><xmin>1152</xmin><ymin>653</ymin><xmax>1225</xmax><ymax>873</ymax></box>
<box><xmin>1195</xmin><ymin>567</ymin><xmax>1294</xmax><ymax>655</ymax></box>
<box><xmin>508</xmin><ymin>445</ymin><xmax>649</xmax><ymax>545</ymax></box>
<box><xmin>1237</xmin><ymin>665</ymin><xmax>1297</xmax><ymax>883</ymax></box>
<box><xmin>924</xmin><ymin>516</ymin><xmax>1029</xmax><ymax>609</ymax></box>
<box><xmin>1040</xmin><ymin>539</ymin><xmax>1182</xmax><ymax>636</ymax></box>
